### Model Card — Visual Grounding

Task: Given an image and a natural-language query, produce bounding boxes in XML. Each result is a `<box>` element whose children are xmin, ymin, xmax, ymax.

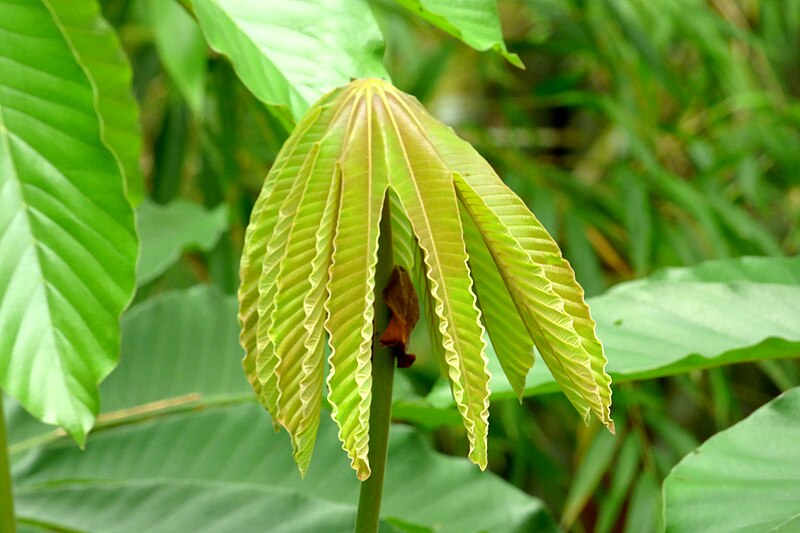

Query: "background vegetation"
<box><xmin>3</xmin><ymin>0</ymin><xmax>800</xmax><ymax>531</ymax></box>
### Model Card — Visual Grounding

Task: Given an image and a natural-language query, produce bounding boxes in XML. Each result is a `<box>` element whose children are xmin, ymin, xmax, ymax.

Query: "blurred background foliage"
<box><xmin>102</xmin><ymin>0</ymin><xmax>800</xmax><ymax>530</ymax></box>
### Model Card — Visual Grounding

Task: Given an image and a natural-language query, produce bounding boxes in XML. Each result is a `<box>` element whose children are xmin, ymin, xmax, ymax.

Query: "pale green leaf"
<box><xmin>47</xmin><ymin>0</ymin><xmax>144</xmax><ymax>204</ymax></box>
<box><xmin>0</xmin><ymin>0</ymin><xmax>137</xmax><ymax>443</ymax></box>
<box><xmin>270</xmin><ymin>136</ymin><xmax>343</xmax><ymax>475</ymax></box>
<box><xmin>472</xmin><ymin>255</ymin><xmax>800</xmax><ymax>400</ymax></box>
<box><xmin>378</xmin><ymin>90</ymin><xmax>491</xmax><ymax>468</ymax></box>
<box><xmin>136</xmin><ymin>199</ymin><xmax>228</xmax><ymax>286</ymax></box>
<box><xmin>238</xmin><ymin>105</ymin><xmax>326</xmax><ymax>401</ymax></box>
<box><xmin>460</xmin><ymin>204</ymin><xmax>534</xmax><ymax>400</ymax></box>
<box><xmin>398</xmin><ymin>92</ymin><xmax>611</xmax><ymax>430</ymax></box>
<box><xmin>325</xmin><ymin>87</ymin><xmax>390</xmax><ymax>480</ymax></box>
<box><xmin>191</xmin><ymin>0</ymin><xmax>389</xmax><ymax>121</ymax></box>
<box><xmin>664</xmin><ymin>386</ymin><xmax>800</xmax><ymax>532</ymax></box>
<box><xmin>394</xmin><ymin>0</ymin><xmax>523</xmax><ymax>67</ymax></box>
<box><xmin>145</xmin><ymin>0</ymin><xmax>207</xmax><ymax>115</ymax></box>
<box><xmin>453</xmin><ymin>172</ymin><xmax>612</xmax><ymax>429</ymax></box>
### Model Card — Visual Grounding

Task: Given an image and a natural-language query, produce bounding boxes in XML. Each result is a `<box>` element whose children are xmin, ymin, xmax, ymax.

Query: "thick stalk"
<box><xmin>354</xmin><ymin>199</ymin><xmax>396</xmax><ymax>533</ymax></box>
<box><xmin>0</xmin><ymin>394</ymin><xmax>17</xmax><ymax>533</ymax></box>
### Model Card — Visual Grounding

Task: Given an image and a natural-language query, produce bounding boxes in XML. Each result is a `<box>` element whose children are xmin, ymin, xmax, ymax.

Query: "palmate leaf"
<box><xmin>0</xmin><ymin>0</ymin><xmax>137</xmax><ymax>442</ymax></box>
<box><xmin>240</xmin><ymin>78</ymin><xmax>610</xmax><ymax>477</ymax></box>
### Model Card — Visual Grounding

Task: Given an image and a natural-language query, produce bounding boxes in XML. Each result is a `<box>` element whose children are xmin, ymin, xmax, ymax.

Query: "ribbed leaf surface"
<box><xmin>0</xmin><ymin>0</ymin><xmax>137</xmax><ymax>442</ymax></box>
<box><xmin>239</xmin><ymin>106</ymin><xmax>325</xmax><ymax>400</ymax></box>
<box><xmin>460</xmin><ymin>205</ymin><xmax>533</xmax><ymax>400</ymax></box>
<box><xmin>271</xmin><ymin>128</ymin><xmax>346</xmax><ymax>474</ymax></box>
<box><xmin>407</xmin><ymin>95</ymin><xmax>613</xmax><ymax>430</ymax></box>
<box><xmin>325</xmin><ymin>88</ymin><xmax>390</xmax><ymax>479</ymax></box>
<box><xmin>239</xmin><ymin>78</ymin><xmax>610</xmax><ymax>476</ymax></box>
<box><xmin>377</xmin><ymin>90</ymin><xmax>491</xmax><ymax>468</ymax></box>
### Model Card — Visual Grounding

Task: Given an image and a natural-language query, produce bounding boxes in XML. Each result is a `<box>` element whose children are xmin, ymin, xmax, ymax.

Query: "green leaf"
<box><xmin>394</xmin><ymin>0</ymin><xmax>523</xmax><ymax>67</ymax></box>
<box><xmin>10</xmin><ymin>286</ymin><xmax>557</xmax><ymax>533</ymax></box>
<box><xmin>460</xmin><ymin>207</ymin><xmax>533</xmax><ymax>400</ymax></box>
<box><xmin>12</xmin><ymin>404</ymin><xmax>555</xmax><ymax>533</ymax></box>
<box><xmin>429</xmin><ymin>255</ymin><xmax>800</xmax><ymax>404</ymax></box>
<box><xmin>145</xmin><ymin>0</ymin><xmax>207</xmax><ymax>115</ymax></box>
<box><xmin>241</xmin><ymin>79</ymin><xmax>610</xmax><ymax>475</ymax></box>
<box><xmin>664</xmin><ymin>386</ymin><xmax>800</xmax><ymax>532</ymax></box>
<box><xmin>378</xmin><ymin>90</ymin><xmax>491</xmax><ymax>468</ymax></box>
<box><xmin>238</xmin><ymin>104</ymin><xmax>327</xmax><ymax>404</ymax></box>
<box><xmin>136</xmin><ymin>199</ymin><xmax>228</xmax><ymax>286</ymax></box>
<box><xmin>0</xmin><ymin>0</ymin><xmax>138</xmax><ymax>443</ymax></box>
<box><xmin>324</xmin><ymin>88</ymin><xmax>390</xmax><ymax>479</ymax></box>
<box><xmin>191</xmin><ymin>0</ymin><xmax>389</xmax><ymax>121</ymax></box>
<box><xmin>47</xmin><ymin>0</ymin><xmax>144</xmax><ymax>204</ymax></box>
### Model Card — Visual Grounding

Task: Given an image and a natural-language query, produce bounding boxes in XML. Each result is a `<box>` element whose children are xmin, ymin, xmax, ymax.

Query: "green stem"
<box><xmin>0</xmin><ymin>394</ymin><xmax>17</xmax><ymax>533</ymax></box>
<box><xmin>354</xmin><ymin>199</ymin><xmax>396</xmax><ymax>533</ymax></box>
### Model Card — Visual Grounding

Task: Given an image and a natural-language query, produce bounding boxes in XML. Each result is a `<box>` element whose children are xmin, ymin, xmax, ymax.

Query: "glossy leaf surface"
<box><xmin>191</xmin><ymin>0</ymin><xmax>388</xmax><ymax>121</ymax></box>
<box><xmin>0</xmin><ymin>0</ymin><xmax>137</xmax><ymax>443</ymax></box>
<box><xmin>395</xmin><ymin>0</ymin><xmax>523</xmax><ymax>67</ymax></box>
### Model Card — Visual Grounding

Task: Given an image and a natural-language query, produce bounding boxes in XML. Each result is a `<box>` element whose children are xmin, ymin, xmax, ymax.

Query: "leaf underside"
<box><xmin>239</xmin><ymin>78</ymin><xmax>612</xmax><ymax>478</ymax></box>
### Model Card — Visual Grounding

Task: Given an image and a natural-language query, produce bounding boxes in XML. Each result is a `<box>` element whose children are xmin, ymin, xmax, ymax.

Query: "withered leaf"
<box><xmin>379</xmin><ymin>266</ymin><xmax>419</xmax><ymax>368</ymax></box>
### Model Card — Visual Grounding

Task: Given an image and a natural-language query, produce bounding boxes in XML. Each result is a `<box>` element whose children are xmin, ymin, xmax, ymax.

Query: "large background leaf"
<box><xmin>428</xmin><ymin>256</ymin><xmax>800</xmax><ymax>405</ymax></box>
<box><xmin>0</xmin><ymin>0</ymin><xmax>138</xmax><ymax>442</ymax></box>
<box><xmin>136</xmin><ymin>199</ymin><xmax>228</xmax><ymax>286</ymax></box>
<box><xmin>663</xmin><ymin>386</ymin><xmax>800</xmax><ymax>532</ymax></box>
<box><xmin>47</xmin><ymin>0</ymin><xmax>144</xmax><ymax>204</ymax></box>
<box><xmin>394</xmin><ymin>0</ymin><xmax>522</xmax><ymax>67</ymax></box>
<box><xmin>9</xmin><ymin>286</ymin><xmax>556</xmax><ymax>532</ymax></box>
<box><xmin>191</xmin><ymin>0</ymin><xmax>389</xmax><ymax>121</ymax></box>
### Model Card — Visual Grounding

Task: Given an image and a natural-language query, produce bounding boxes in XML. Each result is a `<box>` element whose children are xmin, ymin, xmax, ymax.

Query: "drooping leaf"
<box><xmin>664</xmin><ymin>386</ymin><xmax>800</xmax><ymax>532</ymax></box>
<box><xmin>429</xmin><ymin>255</ymin><xmax>800</xmax><ymax>404</ymax></box>
<box><xmin>325</xmin><ymin>88</ymin><xmax>390</xmax><ymax>479</ymax></box>
<box><xmin>377</xmin><ymin>90</ymin><xmax>491</xmax><ymax>468</ymax></box>
<box><xmin>238</xmin><ymin>105</ymin><xmax>326</xmax><ymax>401</ymax></box>
<box><xmin>270</xmin><ymin>127</ymin><xmax>345</xmax><ymax>475</ymax></box>
<box><xmin>191</xmin><ymin>0</ymin><xmax>389</xmax><ymax>121</ymax></box>
<box><xmin>9</xmin><ymin>286</ymin><xmax>557</xmax><ymax>533</ymax></box>
<box><xmin>145</xmin><ymin>0</ymin><xmax>207</xmax><ymax>115</ymax></box>
<box><xmin>0</xmin><ymin>0</ymin><xmax>138</xmax><ymax>443</ymax></box>
<box><xmin>241</xmin><ymin>78</ymin><xmax>608</xmax><ymax>475</ymax></box>
<box><xmin>401</xmin><ymin>92</ymin><xmax>612</xmax><ymax>430</ymax></box>
<box><xmin>394</xmin><ymin>0</ymin><xmax>523</xmax><ymax>67</ymax></box>
<box><xmin>136</xmin><ymin>199</ymin><xmax>228</xmax><ymax>286</ymax></box>
<box><xmin>46</xmin><ymin>0</ymin><xmax>143</xmax><ymax>203</ymax></box>
<box><xmin>460</xmin><ymin>207</ymin><xmax>534</xmax><ymax>400</ymax></box>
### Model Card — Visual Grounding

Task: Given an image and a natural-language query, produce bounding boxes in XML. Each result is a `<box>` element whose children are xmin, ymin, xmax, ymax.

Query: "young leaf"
<box><xmin>240</xmin><ymin>78</ymin><xmax>610</xmax><ymax>477</ymax></box>
<box><xmin>0</xmin><ymin>0</ymin><xmax>138</xmax><ymax>442</ymax></box>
